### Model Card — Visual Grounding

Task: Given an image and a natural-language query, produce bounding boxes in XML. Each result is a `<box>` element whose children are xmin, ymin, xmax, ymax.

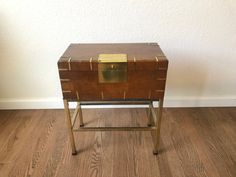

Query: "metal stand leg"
<box><xmin>147</xmin><ymin>102</ymin><xmax>153</xmax><ymax>126</ymax></box>
<box><xmin>153</xmin><ymin>99</ymin><xmax>163</xmax><ymax>155</ymax></box>
<box><xmin>77</xmin><ymin>102</ymin><xmax>84</xmax><ymax>127</ymax></box>
<box><xmin>63</xmin><ymin>100</ymin><xmax>77</xmax><ymax>155</ymax></box>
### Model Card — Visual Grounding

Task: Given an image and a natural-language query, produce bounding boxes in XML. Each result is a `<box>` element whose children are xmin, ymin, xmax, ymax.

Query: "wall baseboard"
<box><xmin>0</xmin><ymin>97</ymin><xmax>235</xmax><ymax>110</ymax></box>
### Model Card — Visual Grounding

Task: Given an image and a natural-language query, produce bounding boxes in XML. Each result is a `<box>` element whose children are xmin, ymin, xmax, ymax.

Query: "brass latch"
<box><xmin>98</xmin><ymin>54</ymin><xmax>127</xmax><ymax>83</ymax></box>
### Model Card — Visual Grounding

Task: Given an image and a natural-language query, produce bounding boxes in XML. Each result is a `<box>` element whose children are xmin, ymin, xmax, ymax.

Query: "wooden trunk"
<box><xmin>58</xmin><ymin>43</ymin><xmax>168</xmax><ymax>101</ymax></box>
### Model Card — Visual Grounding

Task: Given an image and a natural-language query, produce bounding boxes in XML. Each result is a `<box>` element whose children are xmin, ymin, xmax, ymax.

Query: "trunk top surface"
<box><xmin>58</xmin><ymin>43</ymin><xmax>168</xmax><ymax>71</ymax></box>
<box><xmin>59</xmin><ymin>43</ymin><xmax>166</xmax><ymax>61</ymax></box>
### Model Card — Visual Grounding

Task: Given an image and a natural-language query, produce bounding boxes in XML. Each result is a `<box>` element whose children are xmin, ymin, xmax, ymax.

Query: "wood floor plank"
<box><xmin>0</xmin><ymin>107</ymin><xmax>235</xmax><ymax>177</ymax></box>
<box><xmin>0</xmin><ymin>110</ymin><xmax>43</xmax><ymax>177</ymax></box>
<box><xmin>196</xmin><ymin>108</ymin><xmax>236</xmax><ymax>177</ymax></box>
<box><xmin>159</xmin><ymin>109</ymin><xmax>186</xmax><ymax>177</ymax></box>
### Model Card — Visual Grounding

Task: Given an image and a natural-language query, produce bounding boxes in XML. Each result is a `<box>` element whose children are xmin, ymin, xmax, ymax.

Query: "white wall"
<box><xmin>0</xmin><ymin>0</ymin><xmax>236</xmax><ymax>109</ymax></box>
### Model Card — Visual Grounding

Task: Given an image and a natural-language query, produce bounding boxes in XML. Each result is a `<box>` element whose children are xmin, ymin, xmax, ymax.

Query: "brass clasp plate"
<box><xmin>98</xmin><ymin>54</ymin><xmax>127</xmax><ymax>83</ymax></box>
<box><xmin>98</xmin><ymin>54</ymin><xmax>127</xmax><ymax>63</ymax></box>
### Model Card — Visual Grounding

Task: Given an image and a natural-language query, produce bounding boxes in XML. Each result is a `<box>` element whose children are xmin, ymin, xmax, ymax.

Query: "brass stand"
<box><xmin>63</xmin><ymin>100</ymin><xmax>164</xmax><ymax>155</ymax></box>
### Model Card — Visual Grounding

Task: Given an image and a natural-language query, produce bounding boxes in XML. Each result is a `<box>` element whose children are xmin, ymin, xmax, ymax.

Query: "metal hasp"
<box><xmin>63</xmin><ymin>100</ymin><xmax>164</xmax><ymax>155</ymax></box>
<box><xmin>98</xmin><ymin>54</ymin><xmax>127</xmax><ymax>83</ymax></box>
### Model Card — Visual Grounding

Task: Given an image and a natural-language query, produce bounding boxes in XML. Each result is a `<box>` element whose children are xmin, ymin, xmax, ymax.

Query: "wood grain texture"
<box><xmin>0</xmin><ymin>107</ymin><xmax>235</xmax><ymax>177</ymax></box>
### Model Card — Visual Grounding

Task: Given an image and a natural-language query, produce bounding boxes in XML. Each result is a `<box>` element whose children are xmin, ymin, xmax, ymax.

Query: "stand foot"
<box><xmin>153</xmin><ymin>150</ymin><xmax>159</xmax><ymax>155</ymax></box>
<box><xmin>72</xmin><ymin>151</ymin><xmax>77</xmax><ymax>155</ymax></box>
<box><xmin>80</xmin><ymin>124</ymin><xmax>84</xmax><ymax>127</ymax></box>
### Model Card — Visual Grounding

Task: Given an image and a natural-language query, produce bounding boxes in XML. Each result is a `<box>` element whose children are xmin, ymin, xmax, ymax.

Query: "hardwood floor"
<box><xmin>0</xmin><ymin>107</ymin><xmax>235</xmax><ymax>177</ymax></box>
